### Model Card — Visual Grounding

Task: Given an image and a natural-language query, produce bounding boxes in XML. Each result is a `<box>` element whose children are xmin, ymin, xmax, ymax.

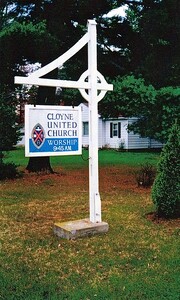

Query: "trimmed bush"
<box><xmin>151</xmin><ymin>121</ymin><xmax>180</xmax><ymax>218</ymax></box>
<box><xmin>0</xmin><ymin>162</ymin><xmax>19</xmax><ymax>180</ymax></box>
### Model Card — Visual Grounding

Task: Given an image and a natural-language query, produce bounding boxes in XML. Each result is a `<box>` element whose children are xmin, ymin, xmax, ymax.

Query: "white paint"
<box><xmin>14</xmin><ymin>20</ymin><xmax>113</xmax><ymax>224</ymax></box>
<box><xmin>88</xmin><ymin>20</ymin><xmax>101</xmax><ymax>222</ymax></box>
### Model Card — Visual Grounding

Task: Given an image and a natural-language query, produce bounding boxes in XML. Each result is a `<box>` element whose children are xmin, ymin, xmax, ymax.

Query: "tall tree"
<box><xmin>99</xmin><ymin>0</ymin><xmax>180</xmax><ymax>141</ymax></box>
<box><xmin>0</xmin><ymin>0</ymin><xmax>119</xmax><ymax>172</ymax></box>
<box><xmin>125</xmin><ymin>0</ymin><xmax>180</xmax><ymax>87</ymax></box>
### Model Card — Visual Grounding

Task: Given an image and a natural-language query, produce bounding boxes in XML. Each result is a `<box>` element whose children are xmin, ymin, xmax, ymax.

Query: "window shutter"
<box><xmin>118</xmin><ymin>122</ymin><xmax>121</xmax><ymax>138</ymax></box>
<box><xmin>110</xmin><ymin>123</ymin><xmax>113</xmax><ymax>138</ymax></box>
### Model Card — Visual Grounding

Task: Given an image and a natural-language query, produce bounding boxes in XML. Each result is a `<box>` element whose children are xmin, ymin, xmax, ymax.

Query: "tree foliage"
<box><xmin>123</xmin><ymin>0</ymin><xmax>180</xmax><ymax>87</ymax></box>
<box><xmin>151</xmin><ymin>121</ymin><xmax>180</xmax><ymax>218</ymax></box>
<box><xmin>0</xmin><ymin>1</ymin><xmax>118</xmax><ymax>172</ymax></box>
<box><xmin>1</xmin><ymin>0</ymin><xmax>179</xmax><ymax>86</ymax></box>
<box><xmin>100</xmin><ymin>75</ymin><xmax>180</xmax><ymax>142</ymax></box>
<box><xmin>0</xmin><ymin>1</ymin><xmax>118</xmax><ymax>85</ymax></box>
<box><xmin>0</xmin><ymin>19</ymin><xmax>58</xmax><ymax>86</ymax></box>
<box><xmin>139</xmin><ymin>86</ymin><xmax>180</xmax><ymax>142</ymax></box>
<box><xmin>1</xmin><ymin>0</ymin><xmax>179</xmax><ymax>88</ymax></box>
<box><xmin>0</xmin><ymin>86</ymin><xmax>21</xmax><ymax>152</ymax></box>
<box><xmin>0</xmin><ymin>0</ymin><xmax>180</xmax><ymax>171</ymax></box>
<box><xmin>100</xmin><ymin>75</ymin><xmax>156</xmax><ymax>118</ymax></box>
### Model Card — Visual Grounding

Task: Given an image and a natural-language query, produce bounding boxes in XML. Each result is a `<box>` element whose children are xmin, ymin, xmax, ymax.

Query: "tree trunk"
<box><xmin>26</xmin><ymin>156</ymin><xmax>54</xmax><ymax>173</ymax></box>
<box><xmin>26</xmin><ymin>69</ymin><xmax>58</xmax><ymax>173</ymax></box>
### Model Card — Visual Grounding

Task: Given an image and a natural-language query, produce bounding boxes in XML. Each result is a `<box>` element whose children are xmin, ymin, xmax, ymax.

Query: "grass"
<box><xmin>3</xmin><ymin>147</ymin><xmax>160</xmax><ymax>168</ymax></box>
<box><xmin>0</xmin><ymin>148</ymin><xmax>179</xmax><ymax>299</ymax></box>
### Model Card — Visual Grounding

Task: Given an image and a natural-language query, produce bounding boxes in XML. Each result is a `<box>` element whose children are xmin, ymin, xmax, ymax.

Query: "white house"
<box><xmin>80</xmin><ymin>103</ymin><xmax>163</xmax><ymax>150</ymax></box>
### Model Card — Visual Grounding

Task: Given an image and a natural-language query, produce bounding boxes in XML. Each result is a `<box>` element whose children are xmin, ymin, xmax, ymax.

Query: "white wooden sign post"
<box><xmin>15</xmin><ymin>20</ymin><xmax>113</xmax><ymax>237</ymax></box>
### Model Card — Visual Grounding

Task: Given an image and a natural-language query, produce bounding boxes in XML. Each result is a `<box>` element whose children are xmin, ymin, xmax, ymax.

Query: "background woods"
<box><xmin>0</xmin><ymin>0</ymin><xmax>179</xmax><ymax>170</ymax></box>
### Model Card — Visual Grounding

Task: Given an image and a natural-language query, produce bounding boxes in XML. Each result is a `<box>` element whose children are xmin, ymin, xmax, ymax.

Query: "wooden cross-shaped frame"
<box><xmin>15</xmin><ymin>20</ymin><xmax>113</xmax><ymax>223</ymax></box>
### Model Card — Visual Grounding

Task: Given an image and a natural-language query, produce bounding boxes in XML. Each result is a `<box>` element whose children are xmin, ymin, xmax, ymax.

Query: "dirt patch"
<box><xmin>19</xmin><ymin>165</ymin><xmax>150</xmax><ymax>194</ymax></box>
<box><xmin>10</xmin><ymin>165</ymin><xmax>179</xmax><ymax>229</ymax></box>
<box><xmin>146</xmin><ymin>212</ymin><xmax>180</xmax><ymax>228</ymax></box>
<box><xmin>99</xmin><ymin>166</ymin><xmax>151</xmax><ymax>194</ymax></box>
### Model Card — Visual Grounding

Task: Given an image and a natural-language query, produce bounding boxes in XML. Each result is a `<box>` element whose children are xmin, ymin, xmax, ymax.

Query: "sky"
<box><xmin>105</xmin><ymin>5</ymin><xmax>128</xmax><ymax>18</ymax></box>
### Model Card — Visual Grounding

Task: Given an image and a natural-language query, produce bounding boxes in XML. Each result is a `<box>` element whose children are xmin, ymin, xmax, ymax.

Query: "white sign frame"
<box><xmin>25</xmin><ymin>105</ymin><xmax>82</xmax><ymax>157</ymax></box>
<box><xmin>15</xmin><ymin>20</ymin><xmax>113</xmax><ymax>223</ymax></box>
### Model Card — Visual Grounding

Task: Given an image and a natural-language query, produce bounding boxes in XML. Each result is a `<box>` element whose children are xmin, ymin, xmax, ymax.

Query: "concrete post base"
<box><xmin>53</xmin><ymin>218</ymin><xmax>109</xmax><ymax>240</ymax></box>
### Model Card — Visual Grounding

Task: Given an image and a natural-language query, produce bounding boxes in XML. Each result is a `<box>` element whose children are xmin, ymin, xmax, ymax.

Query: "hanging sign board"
<box><xmin>25</xmin><ymin>105</ymin><xmax>82</xmax><ymax>157</ymax></box>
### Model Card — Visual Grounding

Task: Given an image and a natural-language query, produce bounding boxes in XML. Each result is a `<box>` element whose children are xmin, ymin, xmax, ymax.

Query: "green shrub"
<box><xmin>135</xmin><ymin>163</ymin><xmax>156</xmax><ymax>187</ymax></box>
<box><xmin>0</xmin><ymin>162</ymin><xmax>19</xmax><ymax>180</ymax></box>
<box><xmin>151</xmin><ymin>121</ymin><xmax>180</xmax><ymax>218</ymax></box>
<box><xmin>0</xmin><ymin>87</ymin><xmax>22</xmax><ymax>151</ymax></box>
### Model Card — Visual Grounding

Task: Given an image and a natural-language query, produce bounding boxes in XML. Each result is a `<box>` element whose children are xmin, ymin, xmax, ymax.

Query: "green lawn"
<box><xmin>4</xmin><ymin>147</ymin><xmax>160</xmax><ymax>168</ymax></box>
<box><xmin>0</xmin><ymin>148</ymin><xmax>179</xmax><ymax>300</ymax></box>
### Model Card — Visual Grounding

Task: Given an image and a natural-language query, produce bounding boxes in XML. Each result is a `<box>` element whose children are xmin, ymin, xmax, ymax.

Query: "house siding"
<box><xmin>149</xmin><ymin>139</ymin><xmax>163</xmax><ymax>148</ymax></box>
<box><xmin>80</xmin><ymin>103</ymin><xmax>103</xmax><ymax>148</ymax></box>
<box><xmin>127</xmin><ymin>133</ymin><xmax>163</xmax><ymax>150</ymax></box>
<box><xmin>98</xmin><ymin>118</ymin><xmax>104</xmax><ymax>148</ymax></box>
<box><xmin>80</xmin><ymin>103</ymin><xmax>89</xmax><ymax>147</ymax></box>
<box><xmin>79</xmin><ymin>105</ymin><xmax>163</xmax><ymax>150</ymax></box>
<box><xmin>127</xmin><ymin>118</ymin><xmax>163</xmax><ymax>149</ymax></box>
<box><xmin>128</xmin><ymin>131</ymin><xmax>150</xmax><ymax>149</ymax></box>
<box><xmin>104</xmin><ymin>119</ymin><xmax>129</xmax><ymax>149</ymax></box>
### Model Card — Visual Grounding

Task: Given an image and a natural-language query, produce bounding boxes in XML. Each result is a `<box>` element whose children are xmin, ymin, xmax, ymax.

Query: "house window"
<box><xmin>83</xmin><ymin>122</ymin><xmax>89</xmax><ymax>136</ymax></box>
<box><xmin>110</xmin><ymin>122</ymin><xmax>121</xmax><ymax>138</ymax></box>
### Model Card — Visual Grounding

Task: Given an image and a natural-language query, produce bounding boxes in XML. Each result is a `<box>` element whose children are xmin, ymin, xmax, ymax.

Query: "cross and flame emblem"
<box><xmin>31</xmin><ymin>123</ymin><xmax>45</xmax><ymax>149</ymax></box>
